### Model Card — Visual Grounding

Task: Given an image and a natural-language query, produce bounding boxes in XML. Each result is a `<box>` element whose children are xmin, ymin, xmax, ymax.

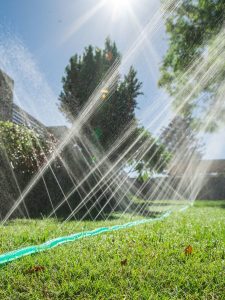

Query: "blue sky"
<box><xmin>0</xmin><ymin>0</ymin><xmax>168</xmax><ymax>123</ymax></box>
<box><xmin>0</xmin><ymin>0</ymin><xmax>225</xmax><ymax>159</ymax></box>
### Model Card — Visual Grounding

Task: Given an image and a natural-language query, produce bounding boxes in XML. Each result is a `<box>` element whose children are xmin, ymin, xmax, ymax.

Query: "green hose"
<box><xmin>0</xmin><ymin>208</ymin><xmax>183</xmax><ymax>265</ymax></box>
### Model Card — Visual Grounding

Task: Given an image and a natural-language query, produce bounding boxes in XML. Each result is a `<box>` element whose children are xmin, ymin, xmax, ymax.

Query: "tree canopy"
<box><xmin>160</xmin><ymin>116</ymin><xmax>202</xmax><ymax>164</ymax></box>
<box><xmin>59</xmin><ymin>38</ymin><xmax>170</xmax><ymax>177</ymax></box>
<box><xmin>159</xmin><ymin>0</ymin><xmax>225</xmax><ymax>129</ymax></box>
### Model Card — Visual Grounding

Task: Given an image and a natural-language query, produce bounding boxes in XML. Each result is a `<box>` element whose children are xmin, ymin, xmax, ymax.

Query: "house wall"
<box><xmin>0</xmin><ymin>70</ymin><xmax>14</xmax><ymax>122</ymax></box>
<box><xmin>135</xmin><ymin>175</ymin><xmax>225</xmax><ymax>201</ymax></box>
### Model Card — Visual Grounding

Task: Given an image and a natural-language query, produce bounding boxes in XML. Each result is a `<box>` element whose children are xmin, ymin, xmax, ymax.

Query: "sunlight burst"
<box><xmin>109</xmin><ymin>0</ymin><xmax>132</xmax><ymax>20</ymax></box>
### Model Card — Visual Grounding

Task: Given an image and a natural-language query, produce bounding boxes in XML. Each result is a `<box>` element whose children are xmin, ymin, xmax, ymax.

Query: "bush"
<box><xmin>0</xmin><ymin>121</ymin><xmax>56</xmax><ymax>174</ymax></box>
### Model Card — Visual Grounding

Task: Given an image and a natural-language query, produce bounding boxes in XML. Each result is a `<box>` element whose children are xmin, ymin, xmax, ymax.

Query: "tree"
<box><xmin>161</xmin><ymin>116</ymin><xmax>202</xmax><ymax>158</ymax></box>
<box><xmin>59</xmin><ymin>38</ymin><xmax>169</xmax><ymax>175</ymax></box>
<box><xmin>159</xmin><ymin>0</ymin><xmax>225</xmax><ymax>129</ymax></box>
<box><xmin>123</xmin><ymin>126</ymin><xmax>171</xmax><ymax>181</ymax></box>
<box><xmin>59</xmin><ymin>39</ymin><xmax>142</xmax><ymax>148</ymax></box>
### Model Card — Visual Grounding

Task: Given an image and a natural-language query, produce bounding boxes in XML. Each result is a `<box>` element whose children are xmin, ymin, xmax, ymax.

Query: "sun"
<box><xmin>112</xmin><ymin>0</ymin><xmax>130</xmax><ymax>10</ymax></box>
<box><xmin>108</xmin><ymin>0</ymin><xmax>132</xmax><ymax>20</ymax></box>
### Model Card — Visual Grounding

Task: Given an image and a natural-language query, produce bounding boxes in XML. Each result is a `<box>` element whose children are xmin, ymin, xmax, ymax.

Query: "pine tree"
<box><xmin>59</xmin><ymin>39</ymin><xmax>142</xmax><ymax>152</ymax></box>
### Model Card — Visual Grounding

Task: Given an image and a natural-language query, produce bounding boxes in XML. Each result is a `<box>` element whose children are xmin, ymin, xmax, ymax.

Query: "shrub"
<box><xmin>0</xmin><ymin>121</ymin><xmax>56</xmax><ymax>174</ymax></box>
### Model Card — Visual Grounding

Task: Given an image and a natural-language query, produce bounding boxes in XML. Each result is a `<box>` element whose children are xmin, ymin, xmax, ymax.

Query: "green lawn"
<box><xmin>0</xmin><ymin>201</ymin><xmax>224</xmax><ymax>299</ymax></box>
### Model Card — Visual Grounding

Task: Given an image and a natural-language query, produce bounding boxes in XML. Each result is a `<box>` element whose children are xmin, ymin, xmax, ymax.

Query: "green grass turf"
<box><xmin>0</xmin><ymin>200</ymin><xmax>224</xmax><ymax>299</ymax></box>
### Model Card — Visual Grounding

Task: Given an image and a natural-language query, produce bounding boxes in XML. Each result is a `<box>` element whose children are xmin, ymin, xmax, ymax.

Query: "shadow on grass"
<box><xmin>194</xmin><ymin>200</ymin><xmax>225</xmax><ymax>209</ymax></box>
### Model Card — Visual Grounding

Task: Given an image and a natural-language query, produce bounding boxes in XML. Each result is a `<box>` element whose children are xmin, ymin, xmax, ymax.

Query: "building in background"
<box><xmin>0</xmin><ymin>70</ymin><xmax>14</xmax><ymax>122</ymax></box>
<box><xmin>12</xmin><ymin>103</ymin><xmax>47</xmax><ymax>136</ymax></box>
<box><xmin>169</xmin><ymin>159</ymin><xmax>225</xmax><ymax>177</ymax></box>
<box><xmin>0</xmin><ymin>68</ymin><xmax>67</xmax><ymax>139</ymax></box>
